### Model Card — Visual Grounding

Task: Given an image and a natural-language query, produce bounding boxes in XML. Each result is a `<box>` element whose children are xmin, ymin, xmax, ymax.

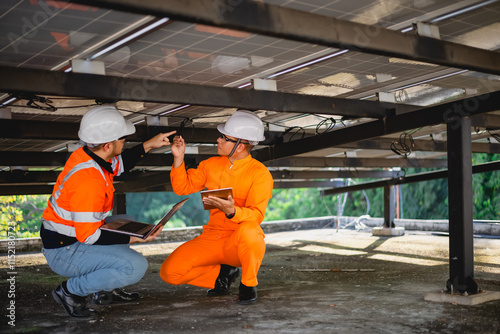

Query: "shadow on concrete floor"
<box><xmin>1</xmin><ymin>229</ymin><xmax>500</xmax><ymax>334</ymax></box>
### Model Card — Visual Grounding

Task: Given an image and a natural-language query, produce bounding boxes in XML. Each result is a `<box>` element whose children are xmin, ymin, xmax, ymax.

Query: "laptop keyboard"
<box><xmin>119</xmin><ymin>222</ymin><xmax>148</xmax><ymax>233</ymax></box>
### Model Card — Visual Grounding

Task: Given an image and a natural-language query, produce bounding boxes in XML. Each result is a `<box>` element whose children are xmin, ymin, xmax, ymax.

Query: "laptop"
<box><xmin>100</xmin><ymin>198</ymin><xmax>188</xmax><ymax>239</ymax></box>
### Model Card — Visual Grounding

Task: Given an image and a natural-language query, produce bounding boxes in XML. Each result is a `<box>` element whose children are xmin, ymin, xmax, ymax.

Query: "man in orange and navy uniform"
<box><xmin>40</xmin><ymin>105</ymin><xmax>175</xmax><ymax>318</ymax></box>
<box><xmin>161</xmin><ymin>110</ymin><xmax>273</xmax><ymax>304</ymax></box>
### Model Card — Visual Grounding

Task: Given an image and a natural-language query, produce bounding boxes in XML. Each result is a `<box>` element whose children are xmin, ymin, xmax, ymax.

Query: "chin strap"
<box><xmin>227</xmin><ymin>138</ymin><xmax>241</xmax><ymax>158</ymax></box>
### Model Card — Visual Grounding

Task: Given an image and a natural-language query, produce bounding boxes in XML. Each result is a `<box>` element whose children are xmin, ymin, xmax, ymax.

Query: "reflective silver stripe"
<box><xmin>49</xmin><ymin>197</ymin><xmax>110</xmax><ymax>223</ymax></box>
<box><xmin>43</xmin><ymin>219</ymin><xmax>77</xmax><ymax>237</ymax></box>
<box><xmin>49</xmin><ymin>159</ymin><xmax>111</xmax><ymax>222</ymax></box>
<box><xmin>53</xmin><ymin>160</ymin><xmax>107</xmax><ymax>202</ymax></box>
<box><xmin>69</xmin><ymin>210</ymin><xmax>111</xmax><ymax>223</ymax></box>
<box><xmin>84</xmin><ymin>228</ymin><xmax>102</xmax><ymax>244</ymax></box>
<box><xmin>113</xmin><ymin>155</ymin><xmax>124</xmax><ymax>176</ymax></box>
<box><xmin>43</xmin><ymin>219</ymin><xmax>103</xmax><ymax>245</ymax></box>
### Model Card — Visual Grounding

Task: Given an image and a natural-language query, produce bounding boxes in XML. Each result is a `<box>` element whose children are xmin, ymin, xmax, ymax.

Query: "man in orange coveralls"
<box><xmin>160</xmin><ymin>110</ymin><xmax>273</xmax><ymax>304</ymax></box>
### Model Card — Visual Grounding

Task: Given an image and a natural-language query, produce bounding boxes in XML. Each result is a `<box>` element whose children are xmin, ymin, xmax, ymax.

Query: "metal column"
<box><xmin>383</xmin><ymin>185</ymin><xmax>395</xmax><ymax>228</ymax></box>
<box><xmin>445</xmin><ymin>115</ymin><xmax>478</xmax><ymax>294</ymax></box>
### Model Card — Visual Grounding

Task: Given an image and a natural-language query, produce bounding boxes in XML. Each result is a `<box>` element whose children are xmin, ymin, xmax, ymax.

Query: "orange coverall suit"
<box><xmin>160</xmin><ymin>154</ymin><xmax>273</xmax><ymax>288</ymax></box>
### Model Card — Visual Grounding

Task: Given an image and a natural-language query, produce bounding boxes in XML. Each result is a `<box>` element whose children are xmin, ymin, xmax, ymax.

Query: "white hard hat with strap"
<box><xmin>78</xmin><ymin>105</ymin><xmax>136</xmax><ymax>145</ymax></box>
<box><xmin>217</xmin><ymin>110</ymin><xmax>265</xmax><ymax>146</ymax></box>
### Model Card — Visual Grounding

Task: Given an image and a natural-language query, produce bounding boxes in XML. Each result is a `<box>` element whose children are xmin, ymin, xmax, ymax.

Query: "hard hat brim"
<box><xmin>124</xmin><ymin>120</ymin><xmax>136</xmax><ymax>137</ymax></box>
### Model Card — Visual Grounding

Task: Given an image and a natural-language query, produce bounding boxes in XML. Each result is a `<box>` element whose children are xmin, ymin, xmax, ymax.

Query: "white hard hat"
<box><xmin>78</xmin><ymin>105</ymin><xmax>135</xmax><ymax>144</ymax></box>
<box><xmin>217</xmin><ymin>110</ymin><xmax>265</xmax><ymax>145</ymax></box>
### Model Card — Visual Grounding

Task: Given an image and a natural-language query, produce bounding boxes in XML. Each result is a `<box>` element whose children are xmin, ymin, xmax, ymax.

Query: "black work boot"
<box><xmin>52</xmin><ymin>281</ymin><xmax>94</xmax><ymax>318</ymax></box>
<box><xmin>237</xmin><ymin>283</ymin><xmax>257</xmax><ymax>304</ymax></box>
<box><xmin>92</xmin><ymin>291</ymin><xmax>112</xmax><ymax>305</ymax></box>
<box><xmin>92</xmin><ymin>288</ymin><xmax>141</xmax><ymax>305</ymax></box>
<box><xmin>207</xmin><ymin>264</ymin><xmax>240</xmax><ymax>297</ymax></box>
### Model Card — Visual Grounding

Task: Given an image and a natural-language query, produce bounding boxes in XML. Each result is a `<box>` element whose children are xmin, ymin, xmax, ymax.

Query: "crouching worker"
<box><xmin>40</xmin><ymin>105</ymin><xmax>176</xmax><ymax>318</ymax></box>
<box><xmin>160</xmin><ymin>110</ymin><xmax>273</xmax><ymax>304</ymax></box>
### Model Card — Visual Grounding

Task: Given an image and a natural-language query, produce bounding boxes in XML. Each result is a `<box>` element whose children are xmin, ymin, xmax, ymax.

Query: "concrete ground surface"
<box><xmin>1</xmin><ymin>228</ymin><xmax>499</xmax><ymax>334</ymax></box>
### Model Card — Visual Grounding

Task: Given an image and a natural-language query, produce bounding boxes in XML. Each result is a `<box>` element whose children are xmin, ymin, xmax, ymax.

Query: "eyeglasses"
<box><xmin>220</xmin><ymin>134</ymin><xmax>238</xmax><ymax>143</ymax></box>
<box><xmin>220</xmin><ymin>134</ymin><xmax>249</xmax><ymax>145</ymax></box>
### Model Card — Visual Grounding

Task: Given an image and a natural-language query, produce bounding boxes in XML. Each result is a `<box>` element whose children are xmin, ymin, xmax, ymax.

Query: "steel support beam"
<box><xmin>446</xmin><ymin>115</ymin><xmax>478</xmax><ymax>294</ymax></box>
<box><xmin>321</xmin><ymin>171</ymin><xmax>444</xmax><ymax>196</ymax></box>
<box><xmin>0</xmin><ymin>169</ymin><xmax>399</xmax><ymax>187</ymax></box>
<box><xmin>4</xmin><ymin>117</ymin><xmax>500</xmax><ymax>153</ymax></box>
<box><xmin>0</xmin><ymin>170</ymin><xmax>62</xmax><ymax>183</ymax></box>
<box><xmin>265</xmin><ymin>157</ymin><xmax>447</xmax><ymax>169</ymax></box>
<box><xmin>68</xmin><ymin>0</ymin><xmax>500</xmax><ymax>76</ymax></box>
<box><xmin>271</xmin><ymin>170</ymin><xmax>399</xmax><ymax>180</ymax></box>
<box><xmin>338</xmin><ymin>138</ymin><xmax>500</xmax><ymax>154</ymax></box>
<box><xmin>0</xmin><ymin>66</ymin><xmax>411</xmax><ymax>119</ymax></box>
<box><xmin>320</xmin><ymin>160</ymin><xmax>500</xmax><ymax>196</ymax></box>
<box><xmin>123</xmin><ymin>179</ymin><xmax>345</xmax><ymax>192</ymax></box>
<box><xmin>253</xmin><ymin>90</ymin><xmax>500</xmax><ymax>162</ymax></box>
<box><xmin>0</xmin><ymin>151</ymin><xmax>213</xmax><ymax>168</ymax></box>
<box><xmin>0</xmin><ymin>185</ymin><xmax>54</xmax><ymax>196</ymax></box>
<box><xmin>1</xmin><ymin>151</ymin><xmax>446</xmax><ymax>169</ymax></box>
<box><xmin>471</xmin><ymin>113</ymin><xmax>500</xmax><ymax>129</ymax></box>
<box><xmin>0</xmin><ymin>119</ymin><xmax>221</xmax><ymax>143</ymax></box>
<box><xmin>273</xmin><ymin>180</ymin><xmax>344</xmax><ymax>189</ymax></box>
<box><xmin>119</xmin><ymin>171</ymin><xmax>171</xmax><ymax>193</ymax></box>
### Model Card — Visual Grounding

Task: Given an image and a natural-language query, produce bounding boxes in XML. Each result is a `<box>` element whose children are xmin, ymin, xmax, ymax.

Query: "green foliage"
<box><xmin>126</xmin><ymin>192</ymin><xmax>209</xmax><ymax>228</ymax></box>
<box><xmin>0</xmin><ymin>195</ymin><xmax>49</xmax><ymax>239</ymax></box>
<box><xmin>398</xmin><ymin>169</ymin><xmax>449</xmax><ymax>219</ymax></box>
<box><xmin>265</xmin><ymin>187</ymin><xmax>383</xmax><ymax>221</ymax></box>
<box><xmin>472</xmin><ymin>153</ymin><xmax>500</xmax><ymax>220</ymax></box>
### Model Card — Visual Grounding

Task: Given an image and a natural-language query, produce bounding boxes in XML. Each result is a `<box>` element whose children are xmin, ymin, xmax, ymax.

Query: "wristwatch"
<box><xmin>225</xmin><ymin>212</ymin><xmax>235</xmax><ymax>219</ymax></box>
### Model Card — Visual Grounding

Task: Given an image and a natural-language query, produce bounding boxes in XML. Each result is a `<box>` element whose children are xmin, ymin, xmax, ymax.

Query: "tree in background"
<box><xmin>0</xmin><ymin>195</ymin><xmax>49</xmax><ymax>239</ymax></box>
<box><xmin>265</xmin><ymin>187</ymin><xmax>383</xmax><ymax>221</ymax></box>
<box><xmin>398</xmin><ymin>169</ymin><xmax>449</xmax><ymax>220</ymax></box>
<box><xmin>472</xmin><ymin>153</ymin><xmax>500</xmax><ymax>220</ymax></box>
<box><xmin>126</xmin><ymin>192</ymin><xmax>209</xmax><ymax>227</ymax></box>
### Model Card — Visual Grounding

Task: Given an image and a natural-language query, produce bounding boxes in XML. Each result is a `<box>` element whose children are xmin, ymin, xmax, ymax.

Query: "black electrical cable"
<box><xmin>390</xmin><ymin>132</ymin><xmax>415</xmax><ymax>157</ymax></box>
<box><xmin>26</xmin><ymin>96</ymin><xmax>56</xmax><ymax>112</ymax></box>
<box><xmin>178</xmin><ymin>117</ymin><xmax>195</xmax><ymax>139</ymax></box>
<box><xmin>315</xmin><ymin>117</ymin><xmax>336</xmax><ymax>134</ymax></box>
<box><xmin>280</xmin><ymin>126</ymin><xmax>305</xmax><ymax>142</ymax></box>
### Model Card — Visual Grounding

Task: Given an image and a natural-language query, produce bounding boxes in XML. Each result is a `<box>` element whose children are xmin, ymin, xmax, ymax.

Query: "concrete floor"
<box><xmin>1</xmin><ymin>228</ymin><xmax>500</xmax><ymax>334</ymax></box>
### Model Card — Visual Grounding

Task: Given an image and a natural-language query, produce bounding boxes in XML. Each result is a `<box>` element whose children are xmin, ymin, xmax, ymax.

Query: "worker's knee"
<box><xmin>160</xmin><ymin>258</ymin><xmax>183</xmax><ymax>285</ymax></box>
<box><xmin>122</xmin><ymin>251</ymin><xmax>149</xmax><ymax>285</ymax></box>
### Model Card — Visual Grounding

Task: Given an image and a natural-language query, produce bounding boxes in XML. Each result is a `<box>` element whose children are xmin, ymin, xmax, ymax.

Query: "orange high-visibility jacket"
<box><xmin>42</xmin><ymin>147</ymin><xmax>123</xmax><ymax>244</ymax></box>
<box><xmin>170</xmin><ymin>154</ymin><xmax>274</xmax><ymax>231</ymax></box>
